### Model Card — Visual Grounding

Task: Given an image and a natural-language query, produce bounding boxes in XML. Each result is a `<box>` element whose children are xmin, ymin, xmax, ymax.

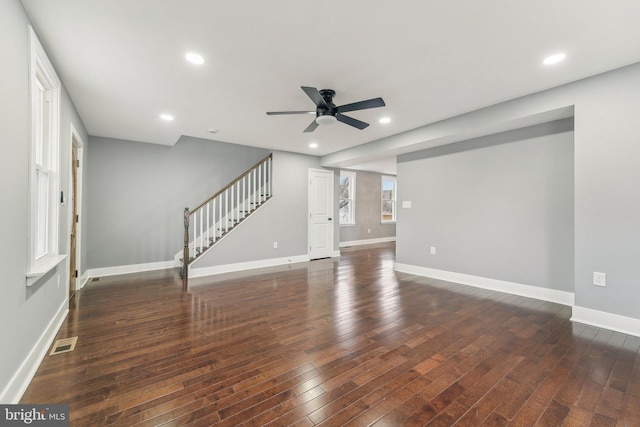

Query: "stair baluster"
<box><xmin>182</xmin><ymin>153</ymin><xmax>273</xmax><ymax>280</ymax></box>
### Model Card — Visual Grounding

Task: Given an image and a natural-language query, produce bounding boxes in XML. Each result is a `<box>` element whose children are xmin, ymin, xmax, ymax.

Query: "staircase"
<box><xmin>182</xmin><ymin>153</ymin><xmax>272</xmax><ymax>278</ymax></box>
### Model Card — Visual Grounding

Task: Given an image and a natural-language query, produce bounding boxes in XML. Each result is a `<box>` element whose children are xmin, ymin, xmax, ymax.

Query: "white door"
<box><xmin>308</xmin><ymin>169</ymin><xmax>334</xmax><ymax>260</ymax></box>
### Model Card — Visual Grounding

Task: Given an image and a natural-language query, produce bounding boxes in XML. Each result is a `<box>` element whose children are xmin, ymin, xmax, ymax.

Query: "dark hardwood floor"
<box><xmin>21</xmin><ymin>243</ymin><xmax>640</xmax><ymax>426</ymax></box>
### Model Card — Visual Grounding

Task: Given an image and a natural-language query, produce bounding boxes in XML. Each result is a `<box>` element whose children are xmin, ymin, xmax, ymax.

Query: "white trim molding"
<box><xmin>339</xmin><ymin>170</ymin><xmax>356</xmax><ymax>226</ymax></box>
<box><xmin>26</xmin><ymin>26</ymin><xmax>63</xmax><ymax>285</ymax></box>
<box><xmin>86</xmin><ymin>261</ymin><xmax>175</xmax><ymax>279</ymax></box>
<box><xmin>68</xmin><ymin>123</ymin><xmax>85</xmax><ymax>292</ymax></box>
<box><xmin>381</xmin><ymin>175</ymin><xmax>397</xmax><ymax>223</ymax></box>
<box><xmin>79</xmin><ymin>271</ymin><xmax>90</xmax><ymax>289</ymax></box>
<box><xmin>86</xmin><ymin>252</ymin><xmax>338</xmax><ymax>281</ymax></box>
<box><xmin>571</xmin><ymin>306</ymin><xmax>640</xmax><ymax>338</ymax></box>
<box><xmin>340</xmin><ymin>236</ymin><xmax>396</xmax><ymax>248</ymax></box>
<box><xmin>0</xmin><ymin>300</ymin><xmax>68</xmax><ymax>403</ymax></box>
<box><xmin>189</xmin><ymin>254</ymin><xmax>310</xmax><ymax>278</ymax></box>
<box><xmin>394</xmin><ymin>263</ymin><xmax>575</xmax><ymax>307</ymax></box>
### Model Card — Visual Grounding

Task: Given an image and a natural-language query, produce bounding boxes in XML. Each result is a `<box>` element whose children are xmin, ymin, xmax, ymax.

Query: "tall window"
<box><xmin>28</xmin><ymin>27</ymin><xmax>61</xmax><ymax>275</ymax></box>
<box><xmin>381</xmin><ymin>176</ymin><xmax>397</xmax><ymax>223</ymax></box>
<box><xmin>339</xmin><ymin>171</ymin><xmax>356</xmax><ymax>225</ymax></box>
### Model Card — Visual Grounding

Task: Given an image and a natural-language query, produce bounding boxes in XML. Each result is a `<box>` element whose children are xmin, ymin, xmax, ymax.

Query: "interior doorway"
<box><xmin>69</xmin><ymin>124</ymin><xmax>83</xmax><ymax>299</ymax></box>
<box><xmin>308</xmin><ymin>168</ymin><xmax>334</xmax><ymax>260</ymax></box>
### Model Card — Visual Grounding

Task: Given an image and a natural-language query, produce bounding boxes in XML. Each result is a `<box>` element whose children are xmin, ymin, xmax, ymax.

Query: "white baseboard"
<box><xmin>571</xmin><ymin>306</ymin><xmax>640</xmax><ymax>337</ymax></box>
<box><xmin>394</xmin><ymin>263</ymin><xmax>575</xmax><ymax>307</ymax></box>
<box><xmin>79</xmin><ymin>271</ymin><xmax>90</xmax><ymax>289</ymax></box>
<box><xmin>340</xmin><ymin>236</ymin><xmax>396</xmax><ymax>248</ymax></box>
<box><xmin>189</xmin><ymin>254</ymin><xmax>310</xmax><ymax>278</ymax></box>
<box><xmin>0</xmin><ymin>299</ymin><xmax>68</xmax><ymax>404</ymax></box>
<box><xmin>86</xmin><ymin>261</ymin><xmax>175</xmax><ymax>279</ymax></box>
<box><xmin>85</xmin><ymin>251</ymin><xmax>339</xmax><ymax>281</ymax></box>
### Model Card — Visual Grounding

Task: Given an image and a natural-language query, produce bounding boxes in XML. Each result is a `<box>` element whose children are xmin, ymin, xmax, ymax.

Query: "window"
<box><xmin>381</xmin><ymin>176</ymin><xmax>397</xmax><ymax>223</ymax></box>
<box><xmin>339</xmin><ymin>171</ymin><xmax>356</xmax><ymax>225</ymax></box>
<box><xmin>27</xmin><ymin>27</ymin><xmax>63</xmax><ymax>282</ymax></box>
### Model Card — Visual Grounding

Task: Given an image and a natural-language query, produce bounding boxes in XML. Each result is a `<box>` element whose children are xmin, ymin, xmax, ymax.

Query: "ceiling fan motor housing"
<box><xmin>316</xmin><ymin>108</ymin><xmax>336</xmax><ymax>117</ymax></box>
<box><xmin>319</xmin><ymin>89</ymin><xmax>336</xmax><ymax>103</ymax></box>
<box><xmin>266</xmin><ymin>86</ymin><xmax>385</xmax><ymax>132</ymax></box>
<box><xmin>317</xmin><ymin>89</ymin><xmax>337</xmax><ymax>117</ymax></box>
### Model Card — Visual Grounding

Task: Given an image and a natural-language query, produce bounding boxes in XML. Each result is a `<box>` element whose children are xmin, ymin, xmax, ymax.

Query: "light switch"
<box><xmin>593</xmin><ymin>272</ymin><xmax>606</xmax><ymax>287</ymax></box>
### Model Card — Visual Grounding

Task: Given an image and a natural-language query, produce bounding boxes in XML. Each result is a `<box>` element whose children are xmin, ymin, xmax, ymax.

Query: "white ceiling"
<box><xmin>21</xmin><ymin>0</ymin><xmax>640</xmax><ymax>174</ymax></box>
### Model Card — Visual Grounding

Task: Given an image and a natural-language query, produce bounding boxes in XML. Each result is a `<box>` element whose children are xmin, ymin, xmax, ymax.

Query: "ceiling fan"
<box><xmin>266</xmin><ymin>86</ymin><xmax>386</xmax><ymax>133</ymax></box>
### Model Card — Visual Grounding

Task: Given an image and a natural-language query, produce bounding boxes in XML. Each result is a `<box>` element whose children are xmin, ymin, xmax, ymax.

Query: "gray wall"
<box><xmin>196</xmin><ymin>151</ymin><xmax>323</xmax><ymax>267</ymax></box>
<box><xmin>339</xmin><ymin>169</ymin><xmax>396</xmax><ymax>243</ymax></box>
<box><xmin>571</xmin><ymin>65</ymin><xmax>640</xmax><ymax>318</ymax></box>
<box><xmin>86</xmin><ymin>136</ymin><xmax>270</xmax><ymax>268</ymax></box>
<box><xmin>0</xmin><ymin>0</ymin><xmax>89</xmax><ymax>401</ymax></box>
<box><xmin>373</xmin><ymin>62</ymin><xmax>640</xmax><ymax>321</ymax></box>
<box><xmin>397</xmin><ymin>119</ymin><xmax>574</xmax><ymax>292</ymax></box>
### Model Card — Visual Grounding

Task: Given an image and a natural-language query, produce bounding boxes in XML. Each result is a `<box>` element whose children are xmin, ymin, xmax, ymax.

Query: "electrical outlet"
<box><xmin>430</xmin><ymin>246</ymin><xmax>436</xmax><ymax>255</ymax></box>
<box><xmin>593</xmin><ymin>272</ymin><xmax>606</xmax><ymax>287</ymax></box>
<box><xmin>367</xmin><ymin>228</ymin><xmax>371</xmax><ymax>234</ymax></box>
<box><xmin>273</xmin><ymin>241</ymin><xmax>278</xmax><ymax>249</ymax></box>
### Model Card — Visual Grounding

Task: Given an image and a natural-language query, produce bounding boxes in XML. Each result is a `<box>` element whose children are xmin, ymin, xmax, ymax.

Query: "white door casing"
<box><xmin>308</xmin><ymin>169</ymin><xmax>334</xmax><ymax>260</ymax></box>
<box><xmin>68</xmin><ymin>123</ymin><xmax>84</xmax><ymax>290</ymax></box>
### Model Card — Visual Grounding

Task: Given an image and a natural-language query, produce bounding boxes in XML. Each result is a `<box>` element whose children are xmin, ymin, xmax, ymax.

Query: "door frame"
<box><xmin>68</xmin><ymin>123</ymin><xmax>84</xmax><ymax>293</ymax></box>
<box><xmin>308</xmin><ymin>168</ymin><xmax>335</xmax><ymax>260</ymax></box>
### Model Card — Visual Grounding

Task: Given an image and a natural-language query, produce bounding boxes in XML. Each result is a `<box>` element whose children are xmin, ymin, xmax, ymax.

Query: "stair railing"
<box><xmin>183</xmin><ymin>153</ymin><xmax>272</xmax><ymax>279</ymax></box>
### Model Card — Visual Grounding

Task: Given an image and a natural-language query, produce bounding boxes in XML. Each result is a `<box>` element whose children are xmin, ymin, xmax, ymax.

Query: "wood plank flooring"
<box><xmin>21</xmin><ymin>243</ymin><xmax>640</xmax><ymax>426</ymax></box>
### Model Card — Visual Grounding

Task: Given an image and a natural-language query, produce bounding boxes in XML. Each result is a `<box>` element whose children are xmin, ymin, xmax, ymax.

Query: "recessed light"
<box><xmin>379</xmin><ymin>117</ymin><xmax>391</xmax><ymax>124</ymax></box>
<box><xmin>543</xmin><ymin>53</ymin><xmax>566</xmax><ymax>65</ymax></box>
<box><xmin>185</xmin><ymin>52</ymin><xmax>204</xmax><ymax>65</ymax></box>
<box><xmin>309</xmin><ymin>142</ymin><xmax>318</xmax><ymax>149</ymax></box>
<box><xmin>160</xmin><ymin>113</ymin><xmax>174</xmax><ymax>121</ymax></box>
<box><xmin>208</xmin><ymin>129</ymin><xmax>218</xmax><ymax>134</ymax></box>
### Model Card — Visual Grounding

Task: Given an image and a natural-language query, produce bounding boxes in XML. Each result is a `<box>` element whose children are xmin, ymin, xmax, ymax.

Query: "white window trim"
<box><xmin>339</xmin><ymin>171</ymin><xmax>356</xmax><ymax>225</ymax></box>
<box><xmin>381</xmin><ymin>175</ymin><xmax>397</xmax><ymax>224</ymax></box>
<box><xmin>27</xmin><ymin>26</ymin><xmax>65</xmax><ymax>286</ymax></box>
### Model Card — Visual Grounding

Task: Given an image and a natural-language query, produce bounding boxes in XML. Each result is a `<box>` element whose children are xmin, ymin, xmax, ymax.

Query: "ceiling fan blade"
<box><xmin>303</xmin><ymin>119</ymin><xmax>319</xmax><ymax>133</ymax></box>
<box><xmin>266</xmin><ymin>111</ymin><xmax>315</xmax><ymax>115</ymax></box>
<box><xmin>301</xmin><ymin>86</ymin><xmax>328</xmax><ymax>109</ymax></box>
<box><xmin>336</xmin><ymin>113</ymin><xmax>369</xmax><ymax>130</ymax></box>
<box><xmin>337</xmin><ymin>97</ymin><xmax>385</xmax><ymax>113</ymax></box>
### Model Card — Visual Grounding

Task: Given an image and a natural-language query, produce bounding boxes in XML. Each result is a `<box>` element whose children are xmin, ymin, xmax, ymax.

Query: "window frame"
<box><xmin>27</xmin><ymin>26</ymin><xmax>64</xmax><ymax>284</ymax></box>
<box><xmin>339</xmin><ymin>171</ymin><xmax>356</xmax><ymax>226</ymax></box>
<box><xmin>381</xmin><ymin>176</ymin><xmax>397</xmax><ymax>224</ymax></box>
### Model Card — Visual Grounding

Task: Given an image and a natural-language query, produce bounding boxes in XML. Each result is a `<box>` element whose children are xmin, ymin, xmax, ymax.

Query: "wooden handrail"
<box><xmin>189</xmin><ymin>153</ymin><xmax>272</xmax><ymax>215</ymax></box>
<box><xmin>182</xmin><ymin>152</ymin><xmax>273</xmax><ymax>280</ymax></box>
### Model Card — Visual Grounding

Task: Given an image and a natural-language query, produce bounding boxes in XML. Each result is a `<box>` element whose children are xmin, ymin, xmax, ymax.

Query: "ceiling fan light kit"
<box><xmin>267</xmin><ymin>86</ymin><xmax>386</xmax><ymax>133</ymax></box>
<box><xmin>316</xmin><ymin>115</ymin><xmax>337</xmax><ymax>125</ymax></box>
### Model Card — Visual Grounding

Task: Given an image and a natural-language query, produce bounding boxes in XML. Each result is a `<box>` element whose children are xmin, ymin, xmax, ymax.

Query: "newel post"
<box><xmin>183</xmin><ymin>208</ymin><xmax>190</xmax><ymax>282</ymax></box>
